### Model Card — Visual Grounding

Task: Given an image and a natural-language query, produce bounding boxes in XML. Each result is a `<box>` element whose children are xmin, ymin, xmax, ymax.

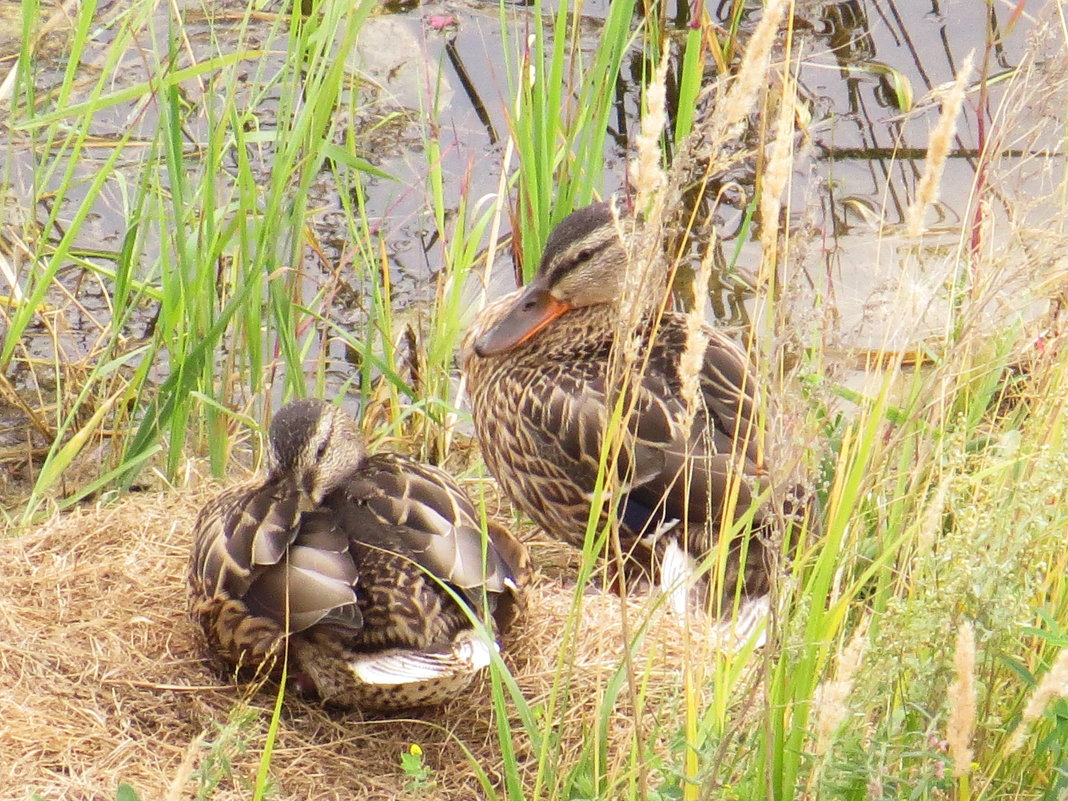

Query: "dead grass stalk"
<box><xmin>0</xmin><ymin>474</ymin><xmax>758</xmax><ymax>800</ymax></box>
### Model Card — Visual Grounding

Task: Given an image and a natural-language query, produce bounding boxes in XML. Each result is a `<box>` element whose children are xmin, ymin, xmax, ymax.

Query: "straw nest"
<box><xmin>0</xmin><ymin>475</ymin><xmax>764</xmax><ymax>800</ymax></box>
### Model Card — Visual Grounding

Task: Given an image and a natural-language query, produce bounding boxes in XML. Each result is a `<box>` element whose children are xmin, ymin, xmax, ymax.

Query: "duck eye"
<box><xmin>315</xmin><ymin>440</ymin><xmax>329</xmax><ymax>459</ymax></box>
<box><xmin>575</xmin><ymin>248</ymin><xmax>593</xmax><ymax>263</ymax></box>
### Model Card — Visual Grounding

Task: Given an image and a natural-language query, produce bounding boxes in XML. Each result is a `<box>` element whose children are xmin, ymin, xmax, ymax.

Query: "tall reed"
<box><xmin>2</xmin><ymin>1</ymin><xmax>1066</xmax><ymax>799</ymax></box>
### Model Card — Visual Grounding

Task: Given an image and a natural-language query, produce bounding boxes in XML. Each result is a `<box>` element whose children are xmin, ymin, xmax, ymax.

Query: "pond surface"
<box><xmin>0</xmin><ymin>0</ymin><xmax>1064</xmax><ymax>504</ymax></box>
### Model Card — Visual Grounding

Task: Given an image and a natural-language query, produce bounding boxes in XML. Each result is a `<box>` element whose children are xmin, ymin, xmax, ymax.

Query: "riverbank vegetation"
<box><xmin>1</xmin><ymin>0</ymin><xmax>1065</xmax><ymax>798</ymax></box>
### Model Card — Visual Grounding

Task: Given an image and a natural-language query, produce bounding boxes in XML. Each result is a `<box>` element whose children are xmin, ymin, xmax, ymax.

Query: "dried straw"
<box><xmin>0</xmin><ymin>478</ymin><xmax>759</xmax><ymax>800</ymax></box>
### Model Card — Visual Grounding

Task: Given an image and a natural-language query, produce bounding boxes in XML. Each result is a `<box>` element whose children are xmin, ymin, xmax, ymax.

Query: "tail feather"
<box><xmin>348</xmin><ymin>633</ymin><xmax>494</xmax><ymax>686</ymax></box>
<box><xmin>659</xmin><ymin>540</ymin><xmax>699</xmax><ymax>616</ymax></box>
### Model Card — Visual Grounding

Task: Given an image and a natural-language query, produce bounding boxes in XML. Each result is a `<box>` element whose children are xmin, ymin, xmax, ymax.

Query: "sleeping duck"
<box><xmin>188</xmin><ymin>398</ymin><xmax>527</xmax><ymax>710</ymax></box>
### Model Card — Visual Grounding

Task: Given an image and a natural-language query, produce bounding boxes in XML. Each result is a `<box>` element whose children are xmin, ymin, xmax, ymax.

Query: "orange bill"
<box><xmin>474</xmin><ymin>284</ymin><xmax>571</xmax><ymax>356</ymax></box>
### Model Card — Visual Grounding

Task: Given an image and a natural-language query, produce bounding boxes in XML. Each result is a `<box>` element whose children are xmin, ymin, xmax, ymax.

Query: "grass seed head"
<box><xmin>946</xmin><ymin>621</ymin><xmax>977</xmax><ymax>777</ymax></box>
<box><xmin>906</xmin><ymin>54</ymin><xmax>974</xmax><ymax>238</ymax></box>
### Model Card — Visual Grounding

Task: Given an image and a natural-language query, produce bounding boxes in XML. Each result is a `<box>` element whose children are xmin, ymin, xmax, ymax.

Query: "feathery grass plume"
<box><xmin>621</xmin><ymin>54</ymin><xmax>669</xmax><ymax>346</ymax></box>
<box><xmin>916</xmin><ymin>475</ymin><xmax>950</xmax><ymax>555</ymax></box>
<box><xmin>679</xmin><ymin>231</ymin><xmax>714</xmax><ymax>424</ymax></box>
<box><xmin>658</xmin><ymin>0</ymin><xmax>788</xmax><ymax>244</ymax></box>
<box><xmin>165</xmin><ymin>732</ymin><xmax>205</xmax><ymax>801</ymax></box>
<box><xmin>946</xmin><ymin>622</ymin><xmax>976</xmax><ymax>777</ymax></box>
<box><xmin>1005</xmin><ymin>647</ymin><xmax>1068</xmax><ymax>753</ymax></box>
<box><xmin>629</xmin><ymin>55</ymin><xmax>670</xmax><ymax>216</ymax></box>
<box><xmin>613</xmin><ymin>204</ymin><xmax>648</xmax><ymax>365</ymax></box>
<box><xmin>757</xmin><ymin>76</ymin><xmax>797</xmax><ymax>291</ymax></box>
<box><xmin>811</xmin><ymin>628</ymin><xmax>867</xmax><ymax>757</ymax></box>
<box><xmin>661</xmin><ymin>0</ymin><xmax>788</xmax><ymax>206</ymax></box>
<box><xmin>717</xmin><ymin>0</ymin><xmax>789</xmax><ymax>136</ymax></box>
<box><xmin>905</xmin><ymin>54</ymin><xmax>974</xmax><ymax>237</ymax></box>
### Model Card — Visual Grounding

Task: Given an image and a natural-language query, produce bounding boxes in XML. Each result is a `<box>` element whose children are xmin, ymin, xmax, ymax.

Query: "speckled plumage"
<box><xmin>462</xmin><ymin>203</ymin><xmax>774</xmax><ymax>609</ymax></box>
<box><xmin>188</xmin><ymin>399</ymin><xmax>527</xmax><ymax>711</ymax></box>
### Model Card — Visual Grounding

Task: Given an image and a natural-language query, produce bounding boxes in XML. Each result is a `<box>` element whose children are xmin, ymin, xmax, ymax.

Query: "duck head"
<box><xmin>474</xmin><ymin>202</ymin><xmax>635</xmax><ymax>357</ymax></box>
<box><xmin>268</xmin><ymin>399</ymin><xmax>366</xmax><ymax>503</ymax></box>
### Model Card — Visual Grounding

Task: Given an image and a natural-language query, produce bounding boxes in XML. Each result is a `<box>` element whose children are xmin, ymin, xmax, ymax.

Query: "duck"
<box><xmin>461</xmin><ymin>201</ymin><xmax>782</xmax><ymax>613</ymax></box>
<box><xmin>188</xmin><ymin>398</ymin><xmax>528</xmax><ymax>711</ymax></box>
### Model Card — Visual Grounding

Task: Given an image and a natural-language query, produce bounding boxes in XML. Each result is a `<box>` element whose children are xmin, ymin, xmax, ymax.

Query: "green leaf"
<box><xmin>320</xmin><ymin>143</ymin><xmax>396</xmax><ymax>180</ymax></box>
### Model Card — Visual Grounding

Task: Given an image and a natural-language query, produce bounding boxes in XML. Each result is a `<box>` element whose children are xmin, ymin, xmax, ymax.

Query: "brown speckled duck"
<box><xmin>188</xmin><ymin>398</ymin><xmax>527</xmax><ymax>711</ymax></box>
<box><xmin>462</xmin><ymin>202</ymin><xmax>778</xmax><ymax>612</ymax></box>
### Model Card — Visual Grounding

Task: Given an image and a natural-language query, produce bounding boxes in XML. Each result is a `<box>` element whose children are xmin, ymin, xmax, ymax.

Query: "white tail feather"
<box><xmin>709</xmin><ymin>594</ymin><xmax>770</xmax><ymax>652</ymax></box>
<box><xmin>660</xmin><ymin>540</ymin><xmax>698</xmax><ymax>616</ymax></box>
<box><xmin>349</xmin><ymin>633</ymin><xmax>494</xmax><ymax>686</ymax></box>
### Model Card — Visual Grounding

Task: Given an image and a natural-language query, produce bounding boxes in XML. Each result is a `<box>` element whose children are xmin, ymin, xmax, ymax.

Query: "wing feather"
<box><xmin>191</xmin><ymin>480</ymin><xmax>363</xmax><ymax>635</ymax></box>
<box><xmin>339</xmin><ymin>455</ymin><xmax>521</xmax><ymax>606</ymax></box>
<box><xmin>512</xmin><ymin>314</ymin><xmax>762</xmax><ymax>544</ymax></box>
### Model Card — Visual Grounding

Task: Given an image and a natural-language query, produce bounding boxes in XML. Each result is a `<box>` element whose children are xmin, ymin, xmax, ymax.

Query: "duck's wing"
<box><xmin>190</xmin><ymin>481</ymin><xmax>363</xmax><ymax>634</ymax></box>
<box><xmin>516</xmin><ymin>320</ymin><xmax>762</xmax><ymax>542</ymax></box>
<box><xmin>190</xmin><ymin>482</ymin><xmax>301</xmax><ymax>601</ymax></box>
<box><xmin>619</xmin><ymin>324</ymin><xmax>763</xmax><ymax>540</ymax></box>
<box><xmin>337</xmin><ymin>454</ymin><xmax>523</xmax><ymax>607</ymax></box>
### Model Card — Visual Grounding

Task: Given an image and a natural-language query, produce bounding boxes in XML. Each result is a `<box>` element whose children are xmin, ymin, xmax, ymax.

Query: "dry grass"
<box><xmin>946</xmin><ymin>622</ymin><xmax>976</xmax><ymax>779</ymax></box>
<box><xmin>0</xmin><ymin>473</ymin><xmax>762</xmax><ymax>800</ymax></box>
<box><xmin>904</xmin><ymin>54</ymin><xmax>973</xmax><ymax>238</ymax></box>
